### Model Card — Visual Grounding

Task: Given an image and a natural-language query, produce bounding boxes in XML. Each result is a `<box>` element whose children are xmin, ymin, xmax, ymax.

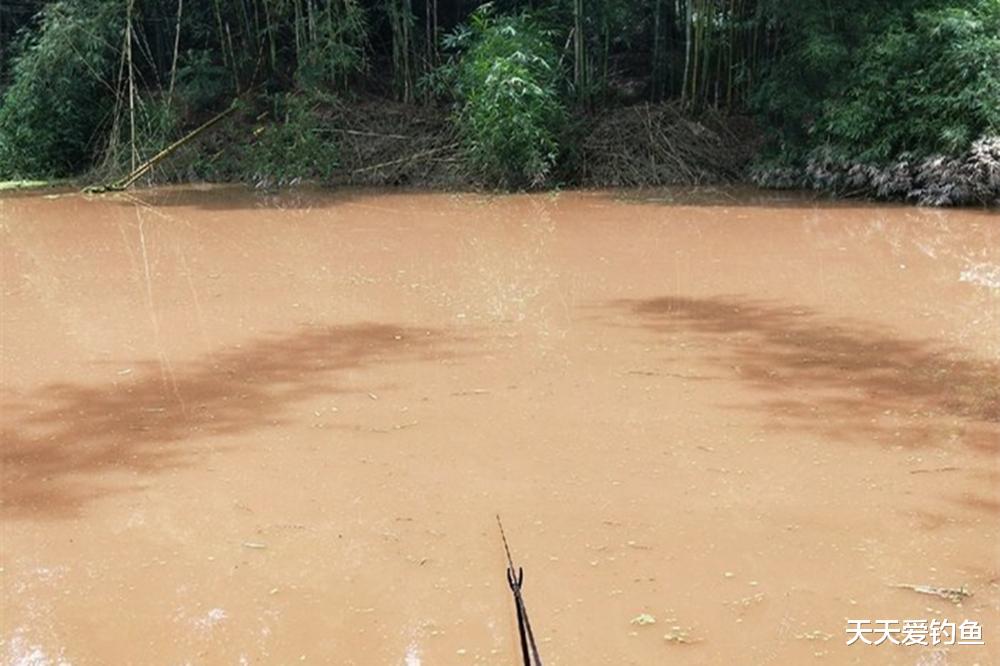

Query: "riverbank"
<box><xmin>114</xmin><ymin>97</ymin><xmax>759</xmax><ymax>191</ymax></box>
<box><xmin>7</xmin><ymin>98</ymin><xmax>996</xmax><ymax>208</ymax></box>
<box><xmin>752</xmin><ymin>137</ymin><xmax>1000</xmax><ymax>207</ymax></box>
<box><xmin>65</xmin><ymin>97</ymin><xmax>993</xmax><ymax>207</ymax></box>
<box><xmin>4</xmin><ymin>1</ymin><xmax>998</xmax><ymax>209</ymax></box>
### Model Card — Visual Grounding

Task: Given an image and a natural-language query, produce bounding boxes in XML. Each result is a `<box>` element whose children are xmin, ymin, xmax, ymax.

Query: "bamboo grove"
<box><xmin>0</xmin><ymin>0</ymin><xmax>778</xmax><ymax>108</ymax></box>
<box><xmin>1</xmin><ymin>0</ymin><xmax>998</xmax><ymax>201</ymax></box>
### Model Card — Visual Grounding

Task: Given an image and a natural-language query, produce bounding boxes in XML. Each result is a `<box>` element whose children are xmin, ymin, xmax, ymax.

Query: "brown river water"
<box><xmin>1</xmin><ymin>186</ymin><xmax>998</xmax><ymax>665</ymax></box>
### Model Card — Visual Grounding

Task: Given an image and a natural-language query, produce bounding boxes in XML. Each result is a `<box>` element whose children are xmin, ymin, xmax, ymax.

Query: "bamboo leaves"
<box><xmin>451</xmin><ymin>9</ymin><xmax>567</xmax><ymax>188</ymax></box>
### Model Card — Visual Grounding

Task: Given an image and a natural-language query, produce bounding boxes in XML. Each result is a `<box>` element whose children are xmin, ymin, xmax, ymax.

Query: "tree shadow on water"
<box><xmin>1</xmin><ymin>323</ymin><xmax>461</xmax><ymax>520</ymax></box>
<box><xmin>612</xmin><ymin>295</ymin><xmax>999</xmax><ymax>455</ymax></box>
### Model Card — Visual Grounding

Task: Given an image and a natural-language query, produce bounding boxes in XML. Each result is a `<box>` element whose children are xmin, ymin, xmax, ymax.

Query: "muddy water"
<box><xmin>1</xmin><ymin>187</ymin><xmax>997</xmax><ymax>665</ymax></box>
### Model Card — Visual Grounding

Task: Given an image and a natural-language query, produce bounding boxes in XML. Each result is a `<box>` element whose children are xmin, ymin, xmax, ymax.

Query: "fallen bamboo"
<box><xmin>86</xmin><ymin>103</ymin><xmax>238</xmax><ymax>193</ymax></box>
<box><xmin>349</xmin><ymin>143</ymin><xmax>458</xmax><ymax>174</ymax></box>
<box><xmin>328</xmin><ymin>127</ymin><xmax>412</xmax><ymax>140</ymax></box>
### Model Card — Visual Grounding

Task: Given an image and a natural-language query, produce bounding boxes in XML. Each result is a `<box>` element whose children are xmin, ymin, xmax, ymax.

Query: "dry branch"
<box><xmin>581</xmin><ymin>102</ymin><xmax>758</xmax><ymax>187</ymax></box>
<box><xmin>320</xmin><ymin>98</ymin><xmax>465</xmax><ymax>187</ymax></box>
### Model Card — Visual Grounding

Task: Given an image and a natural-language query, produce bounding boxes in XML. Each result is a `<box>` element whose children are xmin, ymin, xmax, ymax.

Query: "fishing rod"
<box><xmin>497</xmin><ymin>515</ymin><xmax>544</xmax><ymax>666</ymax></box>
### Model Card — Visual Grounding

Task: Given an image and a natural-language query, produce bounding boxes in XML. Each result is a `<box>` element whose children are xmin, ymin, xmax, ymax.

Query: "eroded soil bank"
<box><xmin>1</xmin><ymin>187</ymin><xmax>998</xmax><ymax>665</ymax></box>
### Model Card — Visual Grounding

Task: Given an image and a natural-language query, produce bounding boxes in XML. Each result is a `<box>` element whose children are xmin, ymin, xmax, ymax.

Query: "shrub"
<box><xmin>241</xmin><ymin>93</ymin><xmax>338</xmax><ymax>187</ymax></box>
<box><xmin>449</xmin><ymin>8</ymin><xmax>567</xmax><ymax>188</ymax></box>
<box><xmin>754</xmin><ymin>0</ymin><xmax>1000</xmax><ymax>165</ymax></box>
<box><xmin>820</xmin><ymin>1</ymin><xmax>1000</xmax><ymax>161</ymax></box>
<box><xmin>173</xmin><ymin>50</ymin><xmax>233</xmax><ymax>114</ymax></box>
<box><xmin>0</xmin><ymin>0</ymin><xmax>123</xmax><ymax>178</ymax></box>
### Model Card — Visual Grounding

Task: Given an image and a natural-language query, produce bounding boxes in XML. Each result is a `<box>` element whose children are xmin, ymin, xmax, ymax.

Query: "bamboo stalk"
<box><xmin>88</xmin><ymin>103</ymin><xmax>238</xmax><ymax>193</ymax></box>
<box><xmin>652</xmin><ymin>0</ymin><xmax>663</xmax><ymax>100</ymax></box>
<box><xmin>167</xmin><ymin>0</ymin><xmax>183</xmax><ymax>105</ymax></box>
<box><xmin>350</xmin><ymin>143</ymin><xmax>457</xmax><ymax>174</ymax></box>
<box><xmin>573</xmin><ymin>0</ymin><xmax>586</xmax><ymax>104</ymax></box>
<box><xmin>126</xmin><ymin>0</ymin><xmax>136</xmax><ymax>172</ymax></box>
<box><xmin>682</xmin><ymin>0</ymin><xmax>692</xmax><ymax>105</ymax></box>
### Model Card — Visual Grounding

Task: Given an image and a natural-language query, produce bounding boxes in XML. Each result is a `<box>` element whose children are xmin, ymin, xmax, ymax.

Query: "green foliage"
<box><xmin>1</xmin><ymin>0</ymin><xmax>995</xmax><ymax>199</ymax></box>
<box><xmin>174</xmin><ymin>50</ymin><xmax>232</xmax><ymax>113</ymax></box>
<box><xmin>752</xmin><ymin>0</ymin><xmax>894</xmax><ymax>154</ymax></box>
<box><xmin>242</xmin><ymin>93</ymin><xmax>338</xmax><ymax>186</ymax></box>
<box><xmin>819</xmin><ymin>1</ymin><xmax>1000</xmax><ymax>161</ymax></box>
<box><xmin>755</xmin><ymin>0</ymin><xmax>1000</xmax><ymax>164</ymax></box>
<box><xmin>295</xmin><ymin>0</ymin><xmax>369</xmax><ymax>90</ymax></box>
<box><xmin>450</xmin><ymin>7</ymin><xmax>567</xmax><ymax>188</ymax></box>
<box><xmin>0</xmin><ymin>0</ymin><xmax>122</xmax><ymax>178</ymax></box>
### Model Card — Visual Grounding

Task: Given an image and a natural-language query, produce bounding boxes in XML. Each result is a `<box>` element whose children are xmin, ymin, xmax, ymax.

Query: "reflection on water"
<box><xmin>1</xmin><ymin>186</ymin><xmax>997</xmax><ymax>665</ymax></box>
<box><xmin>611</xmin><ymin>294</ymin><xmax>999</xmax><ymax>449</ymax></box>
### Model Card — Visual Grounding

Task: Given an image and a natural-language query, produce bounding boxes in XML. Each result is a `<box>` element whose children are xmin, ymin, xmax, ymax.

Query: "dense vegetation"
<box><xmin>444</xmin><ymin>8</ymin><xmax>567</xmax><ymax>187</ymax></box>
<box><xmin>0</xmin><ymin>0</ymin><xmax>997</xmax><ymax>203</ymax></box>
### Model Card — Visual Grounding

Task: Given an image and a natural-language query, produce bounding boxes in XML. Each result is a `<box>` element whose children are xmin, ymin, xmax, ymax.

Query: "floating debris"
<box><xmin>795</xmin><ymin>629</ymin><xmax>833</xmax><ymax>641</ymax></box>
<box><xmin>630</xmin><ymin>613</ymin><xmax>657</xmax><ymax>626</ymax></box>
<box><xmin>727</xmin><ymin>592</ymin><xmax>766</xmax><ymax>612</ymax></box>
<box><xmin>663</xmin><ymin>626</ymin><xmax>700</xmax><ymax>644</ymax></box>
<box><xmin>368</xmin><ymin>420</ymin><xmax>420</xmax><ymax>433</ymax></box>
<box><xmin>241</xmin><ymin>541</ymin><xmax>267</xmax><ymax>550</ymax></box>
<box><xmin>891</xmin><ymin>583</ymin><xmax>971</xmax><ymax>604</ymax></box>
